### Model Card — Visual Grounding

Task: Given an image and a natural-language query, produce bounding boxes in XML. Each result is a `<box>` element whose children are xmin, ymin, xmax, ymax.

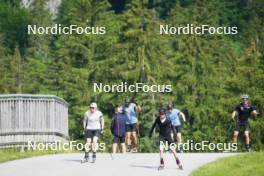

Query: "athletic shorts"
<box><xmin>159</xmin><ymin>135</ymin><xmax>175</xmax><ymax>145</ymax></box>
<box><xmin>113</xmin><ymin>135</ymin><xmax>126</xmax><ymax>143</ymax></box>
<box><xmin>85</xmin><ymin>129</ymin><xmax>101</xmax><ymax>139</ymax></box>
<box><xmin>125</xmin><ymin>123</ymin><xmax>137</xmax><ymax>132</ymax></box>
<box><xmin>234</xmin><ymin>122</ymin><xmax>250</xmax><ymax>132</ymax></box>
<box><xmin>173</xmin><ymin>125</ymin><xmax>181</xmax><ymax>133</ymax></box>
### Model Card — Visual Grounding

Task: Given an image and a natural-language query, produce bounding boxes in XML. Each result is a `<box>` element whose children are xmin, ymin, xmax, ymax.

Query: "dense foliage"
<box><xmin>0</xmin><ymin>0</ymin><xmax>263</xmax><ymax>152</ymax></box>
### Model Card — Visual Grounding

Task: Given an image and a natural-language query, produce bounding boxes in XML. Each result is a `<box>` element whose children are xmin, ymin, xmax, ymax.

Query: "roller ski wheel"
<box><xmin>91</xmin><ymin>158</ymin><xmax>96</xmax><ymax>163</ymax></box>
<box><xmin>130</xmin><ymin>148</ymin><xmax>138</xmax><ymax>153</ymax></box>
<box><xmin>81</xmin><ymin>158</ymin><xmax>88</xmax><ymax>164</ymax></box>
<box><xmin>178</xmin><ymin>164</ymin><xmax>183</xmax><ymax>170</ymax></box>
<box><xmin>158</xmin><ymin>165</ymin><xmax>164</xmax><ymax>171</ymax></box>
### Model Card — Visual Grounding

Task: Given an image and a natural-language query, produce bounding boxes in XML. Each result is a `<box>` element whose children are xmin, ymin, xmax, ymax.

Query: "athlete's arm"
<box><xmin>100</xmin><ymin>116</ymin><xmax>105</xmax><ymax>130</ymax></box>
<box><xmin>252</xmin><ymin>110</ymin><xmax>258</xmax><ymax>117</ymax></box>
<box><xmin>171</xmin><ymin>123</ymin><xmax>177</xmax><ymax>141</ymax></box>
<box><xmin>179</xmin><ymin>112</ymin><xmax>186</xmax><ymax>122</ymax></box>
<box><xmin>149</xmin><ymin>118</ymin><xmax>157</xmax><ymax>138</ymax></box>
<box><xmin>136</xmin><ymin>105</ymin><xmax>142</xmax><ymax>113</ymax></box>
<box><xmin>83</xmin><ymin>114</ymin><xmax>87</xmax><ymax>129</ymax></box>
<box><xmin>231</xmin><ymin>111</ymin><xmax>237</xmax><ymax>121</ymax></box>
<box><xmin>110</xmin><ymin>117</ymin><xmax>115</xmax><ymax>135</ymax></box>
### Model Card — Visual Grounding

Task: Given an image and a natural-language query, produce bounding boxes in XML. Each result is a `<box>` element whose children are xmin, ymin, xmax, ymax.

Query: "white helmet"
<box><xmin>90</xmin><ymin>102</ymin><xmax>97</xmax><ymax>108</ymax></box>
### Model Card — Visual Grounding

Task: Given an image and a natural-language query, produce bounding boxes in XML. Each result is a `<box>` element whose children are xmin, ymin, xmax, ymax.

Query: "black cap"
<box><xmin>159</xmin><ymin>108</ymin><xmax>166</xmax><ymax>115</ymax></box>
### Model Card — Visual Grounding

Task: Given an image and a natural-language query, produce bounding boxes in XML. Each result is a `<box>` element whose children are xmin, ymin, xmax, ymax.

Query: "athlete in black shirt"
<box><xmin>232</xmin><ymin>95</ymin><xmax>258</xmax><ymax>151</ymax></box>
<box><xmin>149</xmin><ymin>108</ymin><xmax>183</xmax><ymax>170</ymax></box>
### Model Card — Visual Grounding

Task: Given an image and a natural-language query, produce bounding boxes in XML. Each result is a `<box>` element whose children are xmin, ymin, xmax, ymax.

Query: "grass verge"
<box><xmin>0</xmin><ymin>148</ymin><xmax>76</xmax><ymax>163</ymax></box>
<box><xmin>191</xmin><ymin>152</ymin><xmax>264</xmax><ymax>176</ymax></box>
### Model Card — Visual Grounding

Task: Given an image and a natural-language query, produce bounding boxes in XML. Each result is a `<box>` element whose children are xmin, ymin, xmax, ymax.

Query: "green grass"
<box><xmin>0</xmin><ymin>148</ymin><xmax>76</xmax><ymax>163</ymax></box>
<box><xmin>191</xmin><ymin>152</ymin><xmax>264</xmax><ymax>176</ymax></box>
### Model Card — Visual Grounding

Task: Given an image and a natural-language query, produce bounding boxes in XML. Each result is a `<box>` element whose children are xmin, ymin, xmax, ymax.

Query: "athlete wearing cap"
<box><xmin>149</xmin><ymin>108</ymin><xmax>183</xmax><ymax>170</ymax></box>
<box><xmin>232</xmin><ymin>94</ymin><xmax>258</xmax><ymax>152</ymax></box>
<box><xmin>82</xmin><ymin>102</ymin><xmax>104</xmax><ymax>163</ymax></box>
<box><xmin>111</xmin><ymin>105</ymin><xmax>127</xmax><ymax>153</ymax></box>
<box><xmin>122</xmin><ymin>97</ymin><xmax>141</xmax><ymax>152</ymax></box>
<box><xmin>166</xmin><ymin>103</ymin><xmax>186</xmax><ymax>153</ymax></box>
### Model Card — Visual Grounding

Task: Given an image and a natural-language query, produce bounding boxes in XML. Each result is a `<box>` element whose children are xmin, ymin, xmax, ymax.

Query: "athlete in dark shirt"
<box><xmin>149</xmin><ymin>108</ymin><xmax>183</xmax><ymax>170</ymax></box>
<box><xmin>232</xmin><ymin>95</ymin><xmax>258</xmax><ymax>152</ymax></box>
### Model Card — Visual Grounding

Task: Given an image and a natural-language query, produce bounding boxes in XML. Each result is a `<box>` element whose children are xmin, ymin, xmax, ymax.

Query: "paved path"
<box><xmin>0</xmin><ymin>153</ymin><xmax>237</xmax><ymax>176</ymax></box>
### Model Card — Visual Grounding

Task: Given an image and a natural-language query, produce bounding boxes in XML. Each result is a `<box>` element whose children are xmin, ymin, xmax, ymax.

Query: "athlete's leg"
<box><xmin>244</xmin><ymin>130</ymin><xmax>250</xmax><ymax>151</ymax></box>
<box><xmin>177</xmin><ymin>133</ymin><xmax>182</xmax><ymax>144</ymax></box>
<box><xmin>159</xmin><ymin>145</ymin><xmax>165</xmax><ymax>166</ymax></box>
<box><xmin>91</xmin><ymin>136</ymin><xmax>98</xmax><ymax>162</ymax></box>
<box><xmin>132</xmin><ymin>131</ymin><xmax>138</xmax><ymax>147</ymax></box>
<box><xmin>126</xmin><ymin>131</ymin><xmax>132</xmax><ymax>151</ymax></box>
<box><xmin>85</xmin><ymin>138</ymin><xmax>92</xmax><ymax>151</ymax></box>
<box><xmin>112</xmin><ymin>136</ymin><xmax>118</xmax><ymax>153</ymax></box>
<box><xmin>92</xmin><ymin>136</ymin><xmax>98</xmax><ymax>151</ymax></box>
<box><xmin>84</xmin><ymin>138</ymin><xmax>92</xmax><ymax>159</ymax></box>
<box><xmin>233</xmin><ymin>130</ymin><xmax>239</xmax><ymax>144</ymax></box>
<box><xmin>112</xmin><ymin>143</ymin><xmax>118</xmax><ymax>153</ymax></box>
<box><xmin>244</xmin><ymin>130</ymin><xmax>249</xmax><ymax>144</ymax></box>
<box><xmin>171</xmin><ymin>148</ymin><xmax>183</xmax><ymax>169</ymax></box>
<box><xmin>121</xmin><ymin>143</ymin><xmax>126</xmax><ymax>153</ymax></box>
<box><xmin>121</xmin><ymin>136</ymin><xmax>126</xmax><ymax>153</ymax></box>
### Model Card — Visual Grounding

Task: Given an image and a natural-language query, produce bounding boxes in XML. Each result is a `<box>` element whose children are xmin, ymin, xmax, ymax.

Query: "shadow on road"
<box><xmin>63</xmin><ymin>159</ymin><xmax>81</xmax><ymax>163</ymax></box>
<box><xmin>130</xmin><ymin>164</ymin><xmax>180</xmax><ymax>170</ymax></box>
<box><xmin>130</xmin><ymin>164</ymin><xmax>157</xmax><ymax>170</ymax></box>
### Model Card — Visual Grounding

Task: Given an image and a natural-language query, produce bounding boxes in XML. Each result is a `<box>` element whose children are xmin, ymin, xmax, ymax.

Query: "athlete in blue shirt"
<box><xmin>122</xmin><ymin>97</ymin><xmax>141</xmax><ymax>152</ymax></box>
<box><xmin>166</xmin><ymin>103</ymin><xmax>186</xmax><ymax>153</ymax></box>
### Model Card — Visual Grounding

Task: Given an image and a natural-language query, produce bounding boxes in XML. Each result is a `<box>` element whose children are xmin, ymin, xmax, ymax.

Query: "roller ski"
<box><xmin>81</xmin><ymin>152</ymin><xmax>90</xmax><ymax>163</ymax></box>
<box><xmin>176</xmin><ymin>157</ymin><xmax>183</xmax><ymax>170</ymax></box>
<box><xmin>158</xmin><ymin>164</ymin><xmax>164</xmax><ymax>171</ymax></box>
<box><xmin>130</xmin><ymin>146</ymin><xmax>138</xmax><ymax>153</ymax></box>
<box><xmin>81</xmin><ymin>157</ymin><xmax>89</xmax><ymax>163</ymax></box>
<box><xmin>158</xmin><ymin>158</ymin><xmax>165</xmax><ymax>171</ymax></box>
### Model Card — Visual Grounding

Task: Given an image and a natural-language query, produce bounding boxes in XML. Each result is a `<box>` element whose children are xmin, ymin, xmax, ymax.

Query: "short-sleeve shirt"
<box><xmin>166</xmin><ymin>108</ymin><xmax>181</xmax><ymax>126</ymax></box>
<box><xmin>83</xmin><ymin>110</ymin><xmax>103</xmax><ymax>130</ymax></box>
<box><xmin>122</xmin><ymin>103</ymin><xmax>137</xmax><ymax>124</ymax></box>
<box><xmin>234</xmin><ymin>104</ymin><xmax>255</xmax><ymax>123</ymax></box>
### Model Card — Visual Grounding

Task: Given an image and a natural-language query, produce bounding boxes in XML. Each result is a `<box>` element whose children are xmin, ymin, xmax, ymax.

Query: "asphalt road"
<box><xmin>0</xmin><ymin>153</ymin><xmax>237</xmax><ymax>176</ymax></box>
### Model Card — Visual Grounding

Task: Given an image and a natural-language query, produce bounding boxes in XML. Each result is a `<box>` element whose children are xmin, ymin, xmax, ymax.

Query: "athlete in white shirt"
<box><xmin>82</xmin><ymin>102</ymin><xmax>104</xmax><ymax>163</ymax></box>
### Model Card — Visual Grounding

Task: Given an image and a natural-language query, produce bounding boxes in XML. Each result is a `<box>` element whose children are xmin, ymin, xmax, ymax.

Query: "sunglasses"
<box><xmin>90</xmin><ymin>107</ymin><xmax>95</xmax><ymax>109</ymax></box>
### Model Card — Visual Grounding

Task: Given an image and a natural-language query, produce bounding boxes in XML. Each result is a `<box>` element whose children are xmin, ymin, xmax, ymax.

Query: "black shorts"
<box><xmin>174</xmin><ymin>125</ymin><xmax>181</xmax><ymax>133</ymax></box>
<box><xmin>159</xmin><ymin>135</ymin><xmax>175</xmax><ymax>145</ymax></box>
<box><xmin>234</xmin><ymin>122</ymin><xmax>250</xmax><ymax>132</ymax></box>
<box><xmin>113</xmin><ymin>135</ymin><xmax>126</xmax><ymax>143</ymax></box>
<box><xmin>85</xmin><ymin>130</ymin><xmax>101</xmax><ymax>139</ymax></box>
<box><xmin>125</xmin><ymin>123</ymin><xmax>137</xmax><ymax>132</ymax></box>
